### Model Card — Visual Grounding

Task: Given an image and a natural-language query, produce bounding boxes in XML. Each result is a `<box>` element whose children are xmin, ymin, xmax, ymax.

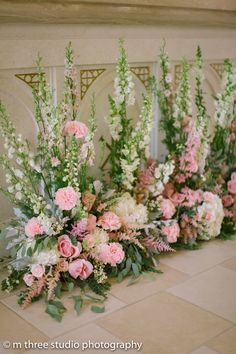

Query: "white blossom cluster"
<box><xmin>149</xmin><ymin>159</ymin><xmax>175</xmax><ymax>196</ymax></box>
<box><xmin>104</xmin><ymin>115</ymin><xmax>122</xmax><ymax>140</ymax></box>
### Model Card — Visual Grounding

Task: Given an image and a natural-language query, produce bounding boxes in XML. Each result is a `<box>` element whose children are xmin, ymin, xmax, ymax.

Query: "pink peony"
<box><xmin>58</xmin><ymin>235</ymin><xmax>82</xmax><ymax>258</ymax></box>
<box><xmin>98</xmin><ymin>212</ymin><xmax>121</xmax><ymax>231</ymax></box>
<box><xmin>63</xmin><ymin>120</ymin><xmax>88</xmax><ymax>139</ymax></box>
<box><xmin>160</xmin><ymin>199</ymin><xmax>176</xmax><ymax>219</ymax></box>
<box><xmin>31</xmin><ymin>264</ymin><xmax>45</xmax><ymax>278</ymax></box>
<box><xmin>68</xmin><ymin>259</ymin><xmax>93</xmax><ymax>280</ymax></box>
<box><xmin>99</xmin><ymin>243</ymin><xmax>125</xmax><ymax>266</ymax></box>
<box><xmin>58</xmin><ymin>259</ymin><xmax>69</xmax><ymax>272</ymax></box>
<box><xmin>25</xmin><ymin>217</ymin><xmax>44</xmax><ymax>239</ymax></box>
<box><xmin>23</xmin><ymin>273</ymin><xmax>35</xmax><ymax>287</ymax></box>
<box><xmin>162</xmin><ymin>223</ymin><xmax>180</xmax><ymax>243</ymax></box>
<box><xmin>55</xmin><ymin>186</ymin><xmax>78</xmax><ymax>210</ymax></box>
<box><xmin>222</xmin><ymin>195</ymin><xmax>234</xmax><ymax>207</ymax></box>
<box><xmin>228</xmin><ymin>178</ymin><xmax>236</xmax><ymax>195</ymax></box>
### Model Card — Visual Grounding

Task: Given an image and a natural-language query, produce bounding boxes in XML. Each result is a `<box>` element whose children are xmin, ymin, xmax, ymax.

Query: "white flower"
<box><xmin>34</xmin><ymin>248</ymin><xmax>59</xmax><ymax>266</ymax></box>
<box><xmin>7</xmin><ymin>186</ymin><xmax>14</xmax><ymax>193</ymax></box>
<box><xmin>15</xmin><ymin>169</ymin><xmax>23</xmax><ymax>178</ymax></box>
<box><xmin>165</xmin><ymin>73</ymin><xmax>172</xmax><ymax>83</ymax></box>
<box><xmin>93</xmin><ymin>227</ymin><xmax>109</xmax><ymax>245</ymax></box>
<box><xmin>15</xmin><ymin>183</ymin><xmax>22</xmax><ymax>191</ymax></box>
<box><xmin>15</xmin><ymin>192</ymin><xmax>22</xmax><ymax>200</ymax></box>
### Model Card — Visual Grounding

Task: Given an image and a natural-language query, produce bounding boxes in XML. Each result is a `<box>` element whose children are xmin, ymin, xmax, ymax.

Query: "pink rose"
<box><xmin>162</xmin><ymin>223</ymin><xmax>180</xmax><ymax>243</ymax></box>
<box><xmin>68</xmin><ymin>259</ymin><xmax>93</xmax><ymax>280</ymax></box>
<box><xmin>160</xmin><ymin>199</ymin><xmax>176</xmax><ymax>219</ymax></box>
<box><xmin>98</xmin><ymin>212</ymin><xmax>121</xmax><ymax>231</ymax></box>
<box><xmin>31</xmin><ymin>264</ymin><xmax>45</xmax><ymax>278</ymax></box>
<box><xmin>25</xmin><ymin>217</ymin><xmax>44</xmax><ymax>239</ymax></box>
<box><xmin>58</xmin><ymin>235</ymin><xmax>82</xmax><ymax>258</ymax></box>
<box><xmin>222</xmin><ymin>195</ymin><xmax>234</xmax><ymax>207</ymax></box>
<box><xmin>23</xmin><ymin>273</ymin><xmax>35</xmax><ymax>287</ymax></box>
<box><xmin>63</xmin><ymin>120</ymin><xmax>88</xmax><ymax>139</ymax></box>
<box><xmin>228</xmin><ymin>178</ymin><xmax>236</xmax><ymax>195</ymax></box>
<box><xmin>99</xmin><ymin>243</ymin><xmax>125</xmax><ymax>266</ymax></box>
<box><xmin>55</xmin><ymin>186</ymin><xmax>78</xmax><ymax>210</ymax></box>
<box><xmin>58</xmin><ymin>260</ymin><xmax>69</xmax><ymax>272</ymax></box>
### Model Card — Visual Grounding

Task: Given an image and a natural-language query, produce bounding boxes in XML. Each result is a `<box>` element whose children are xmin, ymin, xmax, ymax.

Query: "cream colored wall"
<box><xmin>0</xmin><ymin>24</ymin><xmax>236</xmax><ymax>222</ymax></box>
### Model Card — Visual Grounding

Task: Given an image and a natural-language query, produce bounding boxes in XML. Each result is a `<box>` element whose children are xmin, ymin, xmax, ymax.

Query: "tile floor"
<box><xmin>1</xmin><ymin>237</ymin><xmax>236</xmax><ymax>354</ymax></box>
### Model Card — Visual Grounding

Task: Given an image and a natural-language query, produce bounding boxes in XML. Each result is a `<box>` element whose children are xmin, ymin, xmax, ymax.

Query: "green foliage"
<box><xmin>45</xmin><ymin>300</ymin><xmax>67</xmax><ymax>322</ymax></box>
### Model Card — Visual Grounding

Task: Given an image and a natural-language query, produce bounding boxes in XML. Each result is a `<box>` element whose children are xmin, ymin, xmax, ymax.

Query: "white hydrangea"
<box><xmin>93</xmin><ymin>227</ymin><xmax>109</xmax><ymax>245</ymax></box>
<box><xmin>111</xmin><ymin>192</ymin><xmax>148</xmax><ymax>227</ymax></box>
<box><xmin>33</xmin><ymin>248</ymin><xmax>59</xmax><ymax>266</ymax></box>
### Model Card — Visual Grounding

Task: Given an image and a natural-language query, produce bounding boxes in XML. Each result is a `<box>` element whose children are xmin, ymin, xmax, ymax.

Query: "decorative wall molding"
<box><xmin>15</xmin><ymin>72</ymin><xmax>41</xmax><ymax>89</ymax></box>
<box><xmin>80</xmin><ymin>68</ymin><xmax>106</xmax><ymax>99</ymax></box>
<box><xmin>210</xmin><ymin>63</ymin><xmax>224</xmax><ymax>78</ymax></box>
<box><xmin>130</xmin><ymin>66</ymin><xmax>150</xmax><ymax>90</ymax></box>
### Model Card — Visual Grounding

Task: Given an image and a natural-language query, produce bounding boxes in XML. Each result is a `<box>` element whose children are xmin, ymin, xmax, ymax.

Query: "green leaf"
<box><xmin>43</xmin><ymin>237</ymin><xmax>50</xmax><ymax>248</ymax></box>
<box><xmin>91</xmin><ymin>305</ymin><xmax>105</xmax><ymax>313</ymax></box>
<box><xmin>131</xmin><ymin>263</ymin><xmax>140</xmax><ymax>278</ymax></box>
<box><xmin>54</xmin><ymin>281</ymin><xmax>62</xmax><ymax>299</ymax></box>
<box><xmin>70</xmin><ymin>236</ymin><xmax>78</xmax><ymax>246</ymax></box>
<box><xmin>45</xmin><ymin>304</ymin><xmax>62</xmax><ymax>322</ymax></box>
<box><xmin>68</xmin><ymin>282</ymin><xmax>74</xmax><ymax>292</ymax></box>
<box><xmin>72</xmin><ymin>296</ymin><xmax>83</xmax><ymax>316</ymax></box>
<box><xmin>27</xmin><ymin>247</ymin><xmax>33</xmax><ymax>257</ymax></box>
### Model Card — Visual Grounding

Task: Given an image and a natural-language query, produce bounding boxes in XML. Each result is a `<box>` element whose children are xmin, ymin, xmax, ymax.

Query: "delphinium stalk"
<box><xmin>173</xmin><ymin>58</ymin><xmax>193</xmax><ymax>154</ymax></box>
<box><xmin>157</xmin><ymin>41</ymin><xmax>176</xmax><ymax>153</ymax></box>
<box><xmin>194</xmin><ymin>46</ymin><xmax>209</xmax><ymax>174</ymax></box>
<box><xmin>104</xmin><ymin>39</ymin><xmax>153</xmax><ymax>191</ymax></box>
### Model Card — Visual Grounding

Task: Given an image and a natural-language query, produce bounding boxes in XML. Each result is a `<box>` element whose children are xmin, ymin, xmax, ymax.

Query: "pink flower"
<box><xmin>25</xmin><ymin>217</ymin><xmax>44</xmax><ymax>239</ymax></box>
<box><xmin>224</xmin><ymin>209</ymin><xmax>233</xmax><ymax>218</ymax></box>
<box><xmin>55</xmin><ymin>186</ymin><xmax>78</xmax><ymax>210</ymax></box>
<box><xmin>160</xmin><ymin>199</ymin><xmax>176</xmax><ymax>219</ymax></box>
<box><xmin>147</xmin><ymin>158</ymin><xmax>157</xmax><ymax>172</ymax></box>
<box><xmin>87</xmin><ymin>214</ymin><xmax>97</xmax><ymax>233</ymax></box>
<box><xmin>170</xmin><ymin>192</ymin><xmax>185</xmax><ymax>205</ymax></box>
<box><xmin>231</xmin><ymin>120</ymin><xmax>236</xmax><ymax>132</ymax></box>
<box><xmin>222</xmin><ymin>195</ymin><xmax>234</xmax><ymax>207</ymax></box>
<box><xmin>203</xmin><ymin>192</ymin><xmax>215</xmax><ymax>203</ymax></box>
<box><xmin>58</xmin><ymin>235</ymin><xmax>82</xmax><ymax>258</ymax></box>
<box><xmin>228</xmin><ymin>133</ymin><xmax>236</xmax><ymax>142</ymax></box>
<box><xmin>23</xmin><ymin>273</ymin><xmax>35</xmax><ymax>286</ymax></box>
<box><xmin>98</xmin><ymin>243</ymin><xmax>125</xmax><ymax>266</ymax></box>
<box><xmin>71</xmin><ymin>218</ymin><xmax>88</xmax><ymax>237</ymax></box>
<box><xmin>162</xmin><ymin>223</ymin><xmax>180</xmax><ymax>243</ymax></box>
<box><xmin>63</xmin><ymin>120</ymin><xmax>88</xmax><ymax>139</ymax></box>
<box><xmin>82</xmin><ymin>191</ymin><xmax>96</xmax><ymax>211</ymax></box>
<box><xmin>139</xmin><ymin>170</ymin><xmax>153</xmax><ymax>186</ymax></box>
<box><xmin>51</xmin><ymin>157</ymin><xmax>61</xmax><ymax>167</ymax></box>
<box><xmin>231</xmin><ymin>172</ymin><xmax>236</xmax><ymax>181</ymax></box>
<box><xmin>58</xmin><ymin>260</ymin><xmax>69</xmax><ymax>272</ymax></box>
<box><xmin>228</xmin><ymin>178</ymin><xmax>236</xmax><ymax>195</ymax></box>
<box><xmin>31</xmin><ymin>264</ymin><xmax>45</xmax><ymax>278</ymax></box>
<box><xmin>98</xmin><ymin>212</ymin><xmax>121</xmax><ymax>231</ymax></box>
<box><xmin>68</xmin><ymin>259</ymin><xmax>93</xmax><ymax>280</ymax></box>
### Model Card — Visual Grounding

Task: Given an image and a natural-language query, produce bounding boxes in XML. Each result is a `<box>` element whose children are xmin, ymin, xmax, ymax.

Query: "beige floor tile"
<box><xmin>207</xmin><ymin>326</ymin><xmax>236</xmax><ymax>354</ymax></box>
<box><xmin>221</xmin><ymin>257</ymin><xmax>236</xmax><ymax>271</ymax></box>
<box><xmin>189</xmin><ymin>346</ymin><xmax>220</xmax><ymax>354</ymax></box>
<box><xmin>2</xmin><ymin>291</ymin><xmax>126</xmax><ymax>338</ymax></box>
<box><xmin>160</xmin><ymin>242</ymin><xmax>236</xmax><ymax>275</ymax></box>
<box><xmin>23</xmin><ymin>323</ymin><xmax>143</xmax><ymax>354</ymax></box>
<box><xmin>109</xmin><ymin>264</ymin><xmax>188</xmax><ymax>304</ymax></box>
<box><xmin>0</xmin><ymin>303</ymin><xmax>48</xmax><ymax>354</ymax></box>
<box><xmin>96</xmin><ymin>292</ymin><xmax>231</xmax><ymax>354</ymax></box>
<box><xmin>167</xmin><ymin>266</ymin><xmax>236</xmax><ymax>323</ymax></box>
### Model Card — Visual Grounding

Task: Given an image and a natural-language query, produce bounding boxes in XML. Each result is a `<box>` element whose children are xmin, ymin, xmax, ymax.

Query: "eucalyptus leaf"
<box><xmin>91</xmin><ymin>305</ymin><xmax>105</xmax><ymax>313</ymax></box>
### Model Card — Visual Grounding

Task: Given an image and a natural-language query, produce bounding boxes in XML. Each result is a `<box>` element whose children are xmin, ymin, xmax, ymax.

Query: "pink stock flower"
<box><xmin>31</xmin><ymin>264</ymin><xmax>45</xmax><ymax>278</ymax></box>
<box><xmin>98</xmin><ymin>212</ymin><xmax>121</xmax><ymax>231</ymax></box>
<box><xmin>162</xmin><ymin>223</ymin><xmax>180</xmax><ymax>243</ymax></box>
<box><xmin>222</xmin><ymin>195</ymin><xmax>234</xmax><ymax>207</ymax></box>
<box><xmin>71</xmin><ymin>218</ymin><xmax>88</xmax><ymax>237</ymax></box>
<box><xmin>51</xmin><ymin>157</ymin><xmax>61</xmax><ymax>167</ymax></box>
<box><xmin>25</xmin><ymin>217</ymin><xmax>44</xmax><ymax>239</ymax></box>
<box><xmin>55</xmin><ymin>186</ymin><xmax>78</xmax><ymax>210</ymax></box>
<box><xmin>160</xmin><ymin>199</ymin><xmax>176</xmax><ymax>219</ymax></box>
<box><xmin>63</xmin><ymin>120</ymin><xmax>88</xmax><ymax>139</ymax></box>
<box><xmin>68</xmin><ymin>259</ymin><xmax>93</xmax><ymax>280</ymax></box>
<box><xmin>23</xmin><ymin>273</ymin><xmax>35</xmax><ymax>287</ymax></box>
<box><xmin>58</xmin><ymin>260</ymin><xmax>69</xmax><ymax>272</ymax></box>
<box><xmin>99</xmin><ymin>243</ymin><xmax>125</xmax><ymax>266</ymax></box>
<box><xmin>58</xmin><ymin>235</ymin><xmax>82</xmax><ymax>258</ymax></box>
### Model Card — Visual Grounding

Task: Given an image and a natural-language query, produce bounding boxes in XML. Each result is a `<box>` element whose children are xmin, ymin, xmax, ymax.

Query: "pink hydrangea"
<box><xmin>71</xmin><ymin>218</ymin><xmax>88</xmax><ymax>237</ymax></box>
<box><xmin>98</xmin><ymin>243</ymin><xmax>125</xmax><ymax>266</ymax></box>
<box><xmin>162</xmin><ymin>223</ymin><xmax>180</xmax><ymax>243</ymax></box>
<box><xmin>63</xmin><ymin>120</ymin><xmax>88</xmax><ymax>139</ymax></box>
<box><xmin>58</xmin><ymin>235</ymin><xmax>82</xmax><ymax>258</ymax></box>
<box><xmin>160</xmin><ymin>199</ymin><xmax>176</xmax><ymax>219</ymax></box>
<box><xmin>68</xmin><ymin>259</ymin><xmax>93</xmax><ymax>280</ymax></box>
<box><xmin>55</xmin><ymin>186</ymin><xmax>78</xmax><ymax>210</ymax></box>
<box><xmin>23</xmin><ymin>273</ymin><xmax>35</xmax><ymax>287</ymax></box>
<box><xmin>31</xmin><ymin>264</ymin><xmax>45</xmax><ymax>278</ymax></box>
<box><xmin>98</xmin><ymin>212</ymin><xmax>121</xmax><ymax>231</ymax></box>
<box><xmin>25</xmin><ymin>217</ymin><xmax>44</xmax><ymax>239</ymax></box>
